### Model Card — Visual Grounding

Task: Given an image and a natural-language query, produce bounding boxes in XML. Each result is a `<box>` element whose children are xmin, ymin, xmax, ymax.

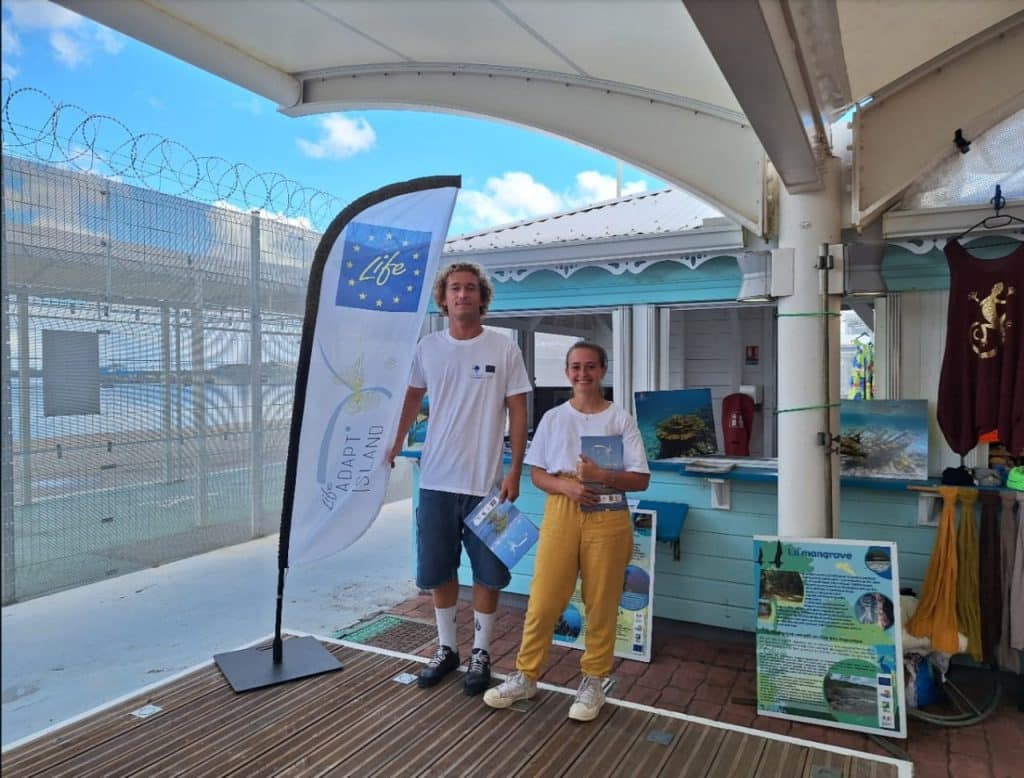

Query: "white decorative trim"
<box><xmin>888</xmin><ymin>238</ymin><xmax>943</xmax><ymax>255</ymax></box>
<box><xmin>490</xmin><ymin>252</ymin><xmax>738</xmax><ymax>282</ymax></box>
<box><xmin>888</xmin><ymin>233</ymin><xmax>1024</xmax><ymax>255</ymax></box>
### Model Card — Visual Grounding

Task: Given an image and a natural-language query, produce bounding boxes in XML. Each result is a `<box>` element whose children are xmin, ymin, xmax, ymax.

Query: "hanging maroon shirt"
<box><xmin>937</xmin><ymin>239</ymin><xmax>1024</xmax><ymax>456</ymax></box>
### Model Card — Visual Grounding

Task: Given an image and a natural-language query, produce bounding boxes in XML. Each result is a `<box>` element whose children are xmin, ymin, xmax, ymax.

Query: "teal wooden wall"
<box><xmin>412</xmin><ymin>466</ymin><xmax>932</xmax><ymax>634</ymax></box>
<box><xmin>428</xmin><ymin>255</ymin><xmax>744</xmax><ymax>313</ymax></box>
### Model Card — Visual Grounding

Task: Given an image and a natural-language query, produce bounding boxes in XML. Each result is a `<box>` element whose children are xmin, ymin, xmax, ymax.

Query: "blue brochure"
<box><xmin>581</xmin><ymin>435</ymin><xmax>627</xmax><ymax>513</ymax></box>
<box><xmin>464</xmin><ymin>488</ymin><xmax>539</xmax><ymax>569</ymax></box>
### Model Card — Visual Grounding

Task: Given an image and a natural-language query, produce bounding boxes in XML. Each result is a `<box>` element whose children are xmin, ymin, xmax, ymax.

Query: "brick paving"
<box><xmin>385</xmin><ymin>592</ymin><xmax>1024</xmax><ymax>778</ymax></box>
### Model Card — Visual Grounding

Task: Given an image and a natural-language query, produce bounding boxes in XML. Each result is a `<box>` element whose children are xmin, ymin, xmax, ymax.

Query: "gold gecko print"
<box><xmin>968</xmin><ymin>282</ymin><xmax>1014</xmax><ymax>359</ymax></box>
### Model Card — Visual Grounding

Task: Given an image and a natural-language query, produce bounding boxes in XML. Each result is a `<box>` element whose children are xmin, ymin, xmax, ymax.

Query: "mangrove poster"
<box><xmin>754</xmin><ymin>536</ymin><xmax>906</xmax><ymax>738</ymax></box>
<box><xmin>554</xmin><ymin>509</ymin><xmax>656</xmax><ymax>662</ymax></box>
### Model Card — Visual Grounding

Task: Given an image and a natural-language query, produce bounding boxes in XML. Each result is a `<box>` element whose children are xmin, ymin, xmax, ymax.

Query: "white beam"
<box><xmin>685</xmin><ymin>0</ymin><xmax>822</xmax><ymax>192</ymax></box>
<box><xmin>882</xmin><ymin>201</ymin><xmax>1024</xmax><ymax>239</ymax></box>
<box><xmin>854</xmin><ymin>19</ymin><xmax>1024</xmax><ymax>227</ymax></box>
<box><xmin>294</xmin><ymin>67</ymin><xmax>766</xmax><ymax>235</ymax></box>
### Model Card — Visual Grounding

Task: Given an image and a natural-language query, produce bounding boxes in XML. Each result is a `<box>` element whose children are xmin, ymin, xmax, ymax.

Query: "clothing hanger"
<box><xmin>953</xmin><ymin>185</ymin><xmax>1024</xmax><ymax>242</ymax></box>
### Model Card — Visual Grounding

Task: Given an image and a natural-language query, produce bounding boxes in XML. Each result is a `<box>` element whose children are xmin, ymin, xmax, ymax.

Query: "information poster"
<box><xmin>553</xmin><ymin>509</ymin><xmax>656</xmax><ymax>662</ymax></box>
<box><xmin>754</xmin><ymin>537</ymin><xmax>906</xmax><ymax>738</ymax></box>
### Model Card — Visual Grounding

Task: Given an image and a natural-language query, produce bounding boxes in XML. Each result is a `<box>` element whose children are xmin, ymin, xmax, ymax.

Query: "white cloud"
<box><xmin>454</xmin><ymin>169</ymin><xmax>650</xmax><ymax>232</ymax></box>
<box><xmin>93</xmin><ymin>26</ymin><xmax>123</xmax><ymax>55</ymax></box>
<box><xmin>456</xmin><ymin>172</ymin><xmax>561</xmax><ymax>230</ymax></box>
<box><xmin>567</xmin><ymin>170</ymin><xmax>646</xmax><ymax>207</ymax></box>
<box><xmin>3</xmin><ymin>0</ymin><xmax>125</xmax><ymax>69</ymax></box>
<box><xmin>296</xmin><ymin>114</ymin><xmax>376</xmax><ymax>159</ymax></box>
<box><xmin>2</xmin><ymin>23</ymin><xmax>22</xmax><ymax>56</ymax></box>
<box><xmin>211</xmin><ymin>199</ymin><xmax>314</xmax><ymax>231</ymax></box>
<box><xmin>5</xmin><ymin>0</ymin><xmax>80</xmax><ymax>29</ymax></box>
<box><xmin>147</xmin><ymin>96</ymin><xmax>164</xmax><ymax>110</ymax></box>
<box><xmin>50</xmin><ymin>29</ymin><xmax>85</xmax><ymax>67</ymax></box>
<box><xmin>1</xmin><ymin>60</ymin><xmax>17</xmax><ymax>79</ymax></box>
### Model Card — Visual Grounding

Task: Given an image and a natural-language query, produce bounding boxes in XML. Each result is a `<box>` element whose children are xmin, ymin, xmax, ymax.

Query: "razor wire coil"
<box><xmin>2</xmin><ymin>81</ymin><xmax>345</xmax><ymax>229</ymax></box>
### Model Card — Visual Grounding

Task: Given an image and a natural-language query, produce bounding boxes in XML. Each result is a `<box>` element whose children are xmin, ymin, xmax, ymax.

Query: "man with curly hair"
<box><xmin>388</xmin><ymin>262</ymin><xmax>531</xmax><ymax>696</ymax></box>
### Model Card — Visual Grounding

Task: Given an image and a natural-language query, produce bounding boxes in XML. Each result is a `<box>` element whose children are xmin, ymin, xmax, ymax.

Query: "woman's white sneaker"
<box><xmin>568</xmin><ymin>675</ymin><xmax>606</xmax><ymax>721</ymax></box>
<box><xmin>483</xmin><ymin>671</ymin><xmax>537</xmax><ymax>708</ymax></box>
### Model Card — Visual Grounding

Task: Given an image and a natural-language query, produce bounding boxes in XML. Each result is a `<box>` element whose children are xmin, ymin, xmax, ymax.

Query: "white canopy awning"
<box><xmin>58</xmin><ymin>0</ymin><xmax>1024</xmax><ymax>234</ymax></box>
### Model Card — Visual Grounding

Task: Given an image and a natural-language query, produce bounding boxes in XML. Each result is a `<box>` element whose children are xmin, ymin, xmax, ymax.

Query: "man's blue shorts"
<box><xmin>416</xmin><ymin>489</ymin><xmax>511</xmax><ymax>591</ymax></box>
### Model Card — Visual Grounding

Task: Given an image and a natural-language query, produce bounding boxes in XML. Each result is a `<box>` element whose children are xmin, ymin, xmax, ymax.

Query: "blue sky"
<box><xmin>0</xmin><ymin>0</ymin><xmax>667</xmax><ymax>235</ymax></box>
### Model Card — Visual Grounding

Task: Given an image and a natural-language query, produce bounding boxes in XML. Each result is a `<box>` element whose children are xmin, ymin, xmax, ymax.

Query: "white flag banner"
<box><xmin>284</xmin><ymin>176</ymin><xmax>460</xmax><ymax>566</ymax></box>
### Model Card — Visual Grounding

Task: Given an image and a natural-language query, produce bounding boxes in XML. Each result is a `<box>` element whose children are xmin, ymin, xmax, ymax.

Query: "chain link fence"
<box><xmin>1</xmin><ymin>154</ymin><xmax>321</xmax><ymax>602</ymax></box>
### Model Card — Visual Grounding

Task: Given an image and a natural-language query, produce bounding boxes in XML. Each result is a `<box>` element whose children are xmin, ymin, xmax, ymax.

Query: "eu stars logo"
<box><xmin>335</xmin><ymin>221</ymin><xmax>432</xmax><ymax>312</ymax></box>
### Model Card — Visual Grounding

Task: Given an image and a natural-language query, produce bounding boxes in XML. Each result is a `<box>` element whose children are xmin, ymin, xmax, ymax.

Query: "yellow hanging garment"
<box><xmin>906</xmin><ymin>486</ymin><xmax>960</xmax><ymax>652</ymax></box>
<box><xmin>955</xmin><ymin>488</ymin><xmax>983</xmax><ymax>661</ymax></box>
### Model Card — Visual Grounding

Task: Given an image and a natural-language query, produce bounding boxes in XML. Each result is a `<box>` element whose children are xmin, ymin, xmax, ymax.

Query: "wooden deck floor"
<box><xmin>3</xmin><ymin>639</ymin><xmax>908</xmax><ymax>777</ymax></box>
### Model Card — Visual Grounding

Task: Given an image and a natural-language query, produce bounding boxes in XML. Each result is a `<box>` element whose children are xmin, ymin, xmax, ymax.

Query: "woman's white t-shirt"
<box><xmin>525</xmin><ymin>401</ymin><xmax>649</xmax><ymax>475</ymax></box>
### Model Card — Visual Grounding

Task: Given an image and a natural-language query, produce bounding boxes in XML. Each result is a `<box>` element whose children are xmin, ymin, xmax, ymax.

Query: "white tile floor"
<box><xmin>1</xmin><ymin>498</ymin><xmax>417</xmax><ymax>747</ymax></box>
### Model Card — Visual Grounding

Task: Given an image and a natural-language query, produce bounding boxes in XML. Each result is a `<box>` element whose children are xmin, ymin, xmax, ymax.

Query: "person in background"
<box><xmin>483</xmin><ymin>341</ymin><xmax>649</xmax><ymax>721</ymax></box>
<box><xmin>388</xmin><ymin>262</ymin><xmax>531</xmax><ymax>696</ymax></box>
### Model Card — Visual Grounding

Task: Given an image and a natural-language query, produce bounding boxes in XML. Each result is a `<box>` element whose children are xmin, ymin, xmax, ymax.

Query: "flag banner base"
<box><xmin>214</xmin><ymin>636</ymin><xmax>343</xmax><ymax>693</ymax></box>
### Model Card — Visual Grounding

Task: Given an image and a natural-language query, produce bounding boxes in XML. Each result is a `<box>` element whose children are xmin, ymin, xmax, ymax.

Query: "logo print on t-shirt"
<box><xmin>968</xmin><ymin>281</ymin><xmax>1014</xmax><ymax>359</ymax></box>
<box><xmin>471</xmin><ymin>364</ymin><xmax>495</xmax><ymax>380</ymax></box>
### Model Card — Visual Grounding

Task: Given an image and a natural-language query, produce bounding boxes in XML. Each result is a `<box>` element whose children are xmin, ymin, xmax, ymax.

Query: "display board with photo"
<box><xmin>839</xmin><ymin>399</ymin><xmax>928</xmax><ymax>480</ymax></box>
<box><xmin>753</xmin><ymin>536</ymin><xmax>906</xmax><ymax>739</ymax></box>
<box><xmin>634</xmin><ymin>388</ymin><xmax>717</xmax><ymax>461</ymax></box>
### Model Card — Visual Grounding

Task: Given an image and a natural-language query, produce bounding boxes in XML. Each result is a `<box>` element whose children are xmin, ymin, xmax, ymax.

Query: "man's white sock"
<box><xmin>473</xmin><ymin>610</ymin><xmax>495</xmax><ymax>653</ymax></box>
<box><xmin>435</xmin><ymin>605</ymin><xmax>457</xmax><ymax>650</ymax></box>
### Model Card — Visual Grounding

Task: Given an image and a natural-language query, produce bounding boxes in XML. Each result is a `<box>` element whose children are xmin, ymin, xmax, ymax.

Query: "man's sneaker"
<box><xmin>463</xmin><ymin>648</ymin><xmax>491</xmax><ymax>696</ymax></box>
<box><xmin>418</xmin><ymin>645</ymin><xmax>459</xmax><ymax>688</ymax></box>
<box><xmin>482</xmin><ymin>670</ymin><xmax>537</xmax><ymax>709</ymax></box>
<box><xmin>568</xmin><ymin>675</ymin><xmax>606</xmax><ymax>722</ymax></box>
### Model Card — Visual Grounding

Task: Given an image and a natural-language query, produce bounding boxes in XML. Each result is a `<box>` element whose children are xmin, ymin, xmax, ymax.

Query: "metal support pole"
<box><xmin>160</xmin><ymin>304</ymin><xmax>173</xmax><ymax>483</ymax></box>
<box><xmin>1</xmin><ymin>170</ymin><xmax>17</xmax><ymax>603</ymax></box>
<box><xmin>16</xmin><ymin>294</ymin><xmax>32</xmax><ymax>507</ymax></box>
<box><xmin>776</xmin><ymin>156</ymin><xmax>841</xmax><ymax>537</ymax></box>
<box><xmin>249</xmin><ymin>212</ymin><xmax>264</xmax><ymax>535</ymax></box>
<box><xmin>192</xmin><ymin>272</ymin><xmax>209</xmax><ymax>527</ymax></box>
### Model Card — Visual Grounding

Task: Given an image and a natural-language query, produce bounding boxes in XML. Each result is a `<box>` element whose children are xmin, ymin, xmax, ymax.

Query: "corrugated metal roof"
<box><xmin>445</xmin><ymin>188</ymin><xmax>721</xmax><ymax>253</ymax></box>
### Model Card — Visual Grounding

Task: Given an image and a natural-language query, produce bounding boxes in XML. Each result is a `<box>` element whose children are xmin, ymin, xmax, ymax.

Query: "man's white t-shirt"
<box><xmin>525</xmin><ymin>401</ymin><xmax>650</xmax><ymax>475</ymax></box>
<box><xmin>410</xmin><ymin>329</ymin><xmax>532</xmax><ymax>495</ymax></box>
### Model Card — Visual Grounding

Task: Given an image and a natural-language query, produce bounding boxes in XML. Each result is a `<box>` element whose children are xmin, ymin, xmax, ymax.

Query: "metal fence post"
<box><xmin>161</xmin><ymin>304</ymin><xmax>173</xmax><ymax>483</ymax></box>
<box><xmin>16</xmin><ymin>294</ymin><xmax>32</xmax><ymax>507</ymax></box>
<box><xmin>249</xmin><ymin>211</ymin><xmax>264</xmax><ymax>535</ymax></box>
<box><xmin>1</xmin><ymin>165</ymin><xmax>17</xmax><ymax>603</ymax></box>
<box><xmin>191</xmin><ymin>264</ymin><xmax>209</xmax><ymax>527</ymax></box>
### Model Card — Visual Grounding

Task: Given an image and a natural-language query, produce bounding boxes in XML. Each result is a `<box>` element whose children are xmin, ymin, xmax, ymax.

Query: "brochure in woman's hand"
<box><xmin>581</xmin><ymin>435</ymin><xmax>626</xmax><ymax>513</ymax></box>
<box><xmin>465</xmin><ymin>488</ymin><xmax>539</xmax><ymax>569</ymax></box>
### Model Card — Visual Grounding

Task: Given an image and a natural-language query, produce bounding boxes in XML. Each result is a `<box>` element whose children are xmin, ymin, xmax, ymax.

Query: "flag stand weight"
<box><xmin>212</xmin><ymin>175</ymin><xmax>461</xmax><ymax>693</ymax></box>
<box><xmin>214</xmin><ymin>567</ymin><xmax>342</xmax><ymax>693</ymax></box>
